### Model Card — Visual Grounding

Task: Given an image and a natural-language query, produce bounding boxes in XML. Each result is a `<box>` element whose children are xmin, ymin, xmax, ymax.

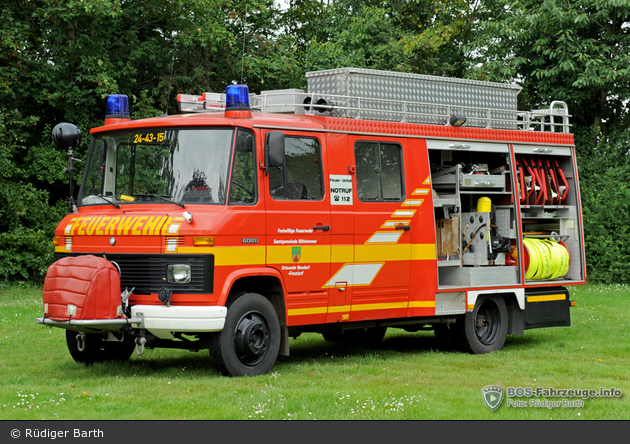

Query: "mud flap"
<box><xmin>524</xmin><ymin>287</ymin><xmax>571</xmax><ymax>330</ymax></box>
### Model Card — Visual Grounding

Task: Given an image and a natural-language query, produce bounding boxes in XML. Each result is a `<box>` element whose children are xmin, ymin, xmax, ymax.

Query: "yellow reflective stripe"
<box><xmin>86</xmin><ymin>242</ymin><xmax>435</xmax><ymax>267</ymax></box>
<box><xmin>177</xmin><ymin>246</ymin><xmax>266</xmax><ymax>266</ymax></box>
<box><xmin>331</xmin><ymin>245</ymin><xmax>354</xmax><ymax>263</ymax></box>
<box><xmin>355</xmin><ymin>244</ymin><xmax>411</xmax><ymax>262</ymax></box>
<box><xmin>327</xmin><ymin>305</ymin><xmax>351</xmax><ymax>313</ymax></box>
<box><xmin>267</xmin><ymin>245</ymin><xmax>331</xmax><ymax>264</ymax></box>
<box><xmin>168</xmin><ymin>244</ymin><xmax>436</xmax><ymax>264</ymax></box>
<box><xmin>288</xmin><ymin>300</ymin><xmax>434</xmax><ymax>317</ymax></box>
<box><xmin>351</xmin><ymin>302</ymin><xmax>408</xmax><ymax>312</ymax></box>
<box><xmin>287</xmin><ymin>306</ymin><xmax>328</xmax><ymax>316</ymax></box>
<box><xmin>409</xmin><ymin>301</ymin><xmax>435</xmax><ymax>308</ymax></box>
<box><xmin>527</xmin><ymin>294</ymin><xmax>566</xmax><ymax>303</ymax></box>
<box><xmin>412</xmin><ymin>243</ymin><xmax>437</xmax><ymax>260</ymax></box>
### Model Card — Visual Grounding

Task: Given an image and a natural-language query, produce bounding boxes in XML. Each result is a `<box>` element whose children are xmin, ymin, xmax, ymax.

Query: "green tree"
<box><xmin>467</xmin><ymin>1</ymin><xmax>630</xmax><ymax>282</ymax></box>
<box><xmin>0</xmin><ymin>0</ymin><xmax>287</xmax><ymax>284</ymax></box>
<box><xmin>468</xmin><ymin>0</ymin><xmax>630</xmax><ymax>134</ymax></box>
<box><xmin>576</xmin><ymin>126</ymin><xmax>630</xmax><ymax>282</ymax></box>
<box><xmin>284</xmin><ymin>0</ymin><xmax>477</xmax><ymax>79</ymax></box>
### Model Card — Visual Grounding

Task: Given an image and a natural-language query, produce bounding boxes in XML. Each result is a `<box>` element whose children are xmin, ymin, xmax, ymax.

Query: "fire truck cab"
<box><xmin>38</xmin><ymin>68</ymin><xmax>585</xmax><ymax>376</ymax></box>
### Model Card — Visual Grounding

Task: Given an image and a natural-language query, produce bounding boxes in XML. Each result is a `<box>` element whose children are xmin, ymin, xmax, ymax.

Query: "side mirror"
<box><xmin>52</xmin><ymin>123</ymin><xmax>82</xmax><ymax>214</ymax></box>
<box><xmin>265</xmin><ymin>131</ymin><xmax>285</xmax><ymax>168</ymax></box>
<box><xmin>52</xmin><ymin>123</ymin><xmax>82</xmax><ymax>150</ymax></box>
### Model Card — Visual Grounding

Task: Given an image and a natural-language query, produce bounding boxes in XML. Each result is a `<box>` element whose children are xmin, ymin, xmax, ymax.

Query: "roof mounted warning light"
<box><xmin>225</xmin><ymin>84</ymin><xmax>252</xmax><ymax>118</ymax></box>
<box><xmin>105</xmin><ymin>94</ymin><xmax>130</xmax><ymax>125</ymax></box>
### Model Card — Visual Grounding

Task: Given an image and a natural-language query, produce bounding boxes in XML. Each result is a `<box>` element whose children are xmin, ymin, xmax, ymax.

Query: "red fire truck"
<box><xmin>38</xmin><ymin>68</ymin><xmax>585</xmax><ymax>376</ymax></box>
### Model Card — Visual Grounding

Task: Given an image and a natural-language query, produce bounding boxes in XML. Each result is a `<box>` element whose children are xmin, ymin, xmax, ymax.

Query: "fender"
<box><xmin>467</xmin><ymin>288</ymin><xmax>525</xmax><ymax>311</ymax></box>
<box><xmin>218</xmin><ymin>266</ymin><xmax>287</xmax><ymax>307</ymax></box>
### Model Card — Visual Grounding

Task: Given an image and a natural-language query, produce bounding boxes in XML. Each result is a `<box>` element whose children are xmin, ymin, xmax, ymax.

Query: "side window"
<box><xmin>229</xmin><ymin>129</ymin><xmax>256</xmax><ymax>204</ymax></box>
<box><xmin>355</xmin><ymin>141</ymin><xmax>404</xmax><ymax>201</ymax></box>
<box><xmin>269</xmin><ymin>136</ymin><xmax>323</xmax><ymax>200</ymax></box>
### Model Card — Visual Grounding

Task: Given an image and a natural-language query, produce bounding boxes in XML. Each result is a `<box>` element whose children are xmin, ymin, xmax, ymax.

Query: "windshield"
<box><xmin>79</xmin><ymin>128</ymin><xmax>237</xmax><ymax>206</ymax></box>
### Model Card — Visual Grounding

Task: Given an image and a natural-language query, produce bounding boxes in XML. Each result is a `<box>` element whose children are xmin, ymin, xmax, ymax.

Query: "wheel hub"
<box><xmin>234</xmin><ymin>312</ymin><xmax>270</xmax><ymax>365</ymax></box>
<box><xmin>475</xmin><ymin>302</ymin><xmax>500</xmax><ymax>345</ymax></box>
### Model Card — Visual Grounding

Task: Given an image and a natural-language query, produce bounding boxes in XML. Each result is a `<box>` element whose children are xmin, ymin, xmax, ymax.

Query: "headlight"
<box><xmin>167</xmin><ymin>264</ymin><xmax>191</xmax><ymax>284</ymax></box>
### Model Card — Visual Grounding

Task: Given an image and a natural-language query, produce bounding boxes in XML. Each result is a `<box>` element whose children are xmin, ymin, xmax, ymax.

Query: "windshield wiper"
<box><xmin>133</xmin><ymin>194</ymin><xmax>186</xmax><ymax>208</ymax></box>
<box><xmin>94</xmin><ymin>194</ymin><xmax>121</xmax><ymax>208</ymax></box>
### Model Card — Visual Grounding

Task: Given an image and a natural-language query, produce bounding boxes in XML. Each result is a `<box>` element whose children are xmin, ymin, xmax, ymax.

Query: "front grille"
<box><xmin>54</xmin><ymin>253</ymin><xmax>213</xmax><ymax>295</ymax></box>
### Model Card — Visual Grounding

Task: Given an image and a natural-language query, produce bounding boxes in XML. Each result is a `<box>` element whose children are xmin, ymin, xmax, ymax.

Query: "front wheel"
<box><xmin>454</xmin><ymin>296</ymin><xmax>508</xmax><ymax>354</ymax></box>
<box><xmin>209</xmin><ymin>293</ymin><xmax>281</xmax><ymax>377</ymax></box>
<box><xmin>66</xmin><ymin>331</ymin><xmax>134</xmax><ymax>365</ymax></box>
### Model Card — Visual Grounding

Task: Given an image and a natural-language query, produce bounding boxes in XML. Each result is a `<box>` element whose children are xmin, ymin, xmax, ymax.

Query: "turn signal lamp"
<box><xmin>193</xmin><ymin>236</ymin><xmax>215</xmax><ymax>246</ymax></box>
<box><xmin>225</xmin><ymin>85</ymin><xmax>252</xmax><ymax>118</ymax></box>
<box><xmin>105</xmin><ymin>94</ymin><xmax>131</xmax><ymax>125</ymax></box>
<box><xmin>52</xmin><ymin>236</ymin><xmax>60</xmax><ymax>246</ymax></box>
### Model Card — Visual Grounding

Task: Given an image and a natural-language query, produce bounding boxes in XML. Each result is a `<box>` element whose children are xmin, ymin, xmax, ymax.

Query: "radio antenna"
<box><xmin>164</xmin><ymin>53</ymin><xmax>175</xmax><ymax>116</ymax></box>
<box><xmin>241</xmin><ymin>6</ymin><xmax>247</xmax><ymax>84</ymax></box>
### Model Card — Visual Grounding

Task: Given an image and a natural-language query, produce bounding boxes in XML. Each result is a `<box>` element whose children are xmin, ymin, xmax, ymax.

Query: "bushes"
<box><xmin>576</xmin><ymin>127</ymin><xmax>630</xmax><ymax>282</ymax></box>
<box><xmin>0</xmin><ymin>178</ymin><xmax>64</xmax><ymax>285</ymax></box>
<box><xmin>580</xmin><ymin>166</ymin><xmax>630</xmax><ymax>282</ymax></box>
<box><xmin>0</xmin><ymin>229</ymin><xmax>55</xmax><ymax>285</ymax></box>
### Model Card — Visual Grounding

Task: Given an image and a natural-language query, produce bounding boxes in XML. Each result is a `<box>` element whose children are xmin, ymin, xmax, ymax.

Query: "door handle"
<box><xmin>395</xmin><ymin>224</ymin><xmax>411</xmax><ymax>231</ymax></box>
<box><xmin>313</xmin><ymin>225</ymin><xmax>331</xmax><ymax>231</ymax></box>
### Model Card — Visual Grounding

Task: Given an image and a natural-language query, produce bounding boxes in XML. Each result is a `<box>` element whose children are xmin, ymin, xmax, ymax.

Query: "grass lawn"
<box><xmin>0</xmin><ymin>283</ymin><xmax>628</xmax><ymax>420</ymax></box>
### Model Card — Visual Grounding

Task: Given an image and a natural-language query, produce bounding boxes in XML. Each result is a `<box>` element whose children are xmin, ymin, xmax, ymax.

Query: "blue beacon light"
<box><xmin>225</xmin><ymin>85</ymin><xmax>250</xmax><ymax>111</ymax></box>
<box><xmin>105</xmin><ymin>94</ymin><xmax>130</xmax><ymax>124</ymax></box>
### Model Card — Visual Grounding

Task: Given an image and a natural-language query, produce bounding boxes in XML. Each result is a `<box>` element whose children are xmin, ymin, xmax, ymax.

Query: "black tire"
<box><xmin>322</xmin><ymin>327</ymin><xmax>387</xmax><ymax>346</ymax></box>
<box><xmin>454</xmin><ymin>295</ymin><xmax>508</xmax><ymax>354</ymax></box>
<box><xmin>209</xmin><ymin>293</ymin><xmax>281</xmax><ymax>377</ymax></box>
<box><xmin>101</xmin><ymin>339</ymin><xmax>136</xmax><ymax>362</ymax></box>
<box><xmin>65</xmin><ymin>330</ymin><xmax>134</xmax><ymax>365</ymax></box>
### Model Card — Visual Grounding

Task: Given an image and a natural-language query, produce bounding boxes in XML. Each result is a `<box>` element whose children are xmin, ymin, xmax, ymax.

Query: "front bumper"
<box><xmin>37</xmin><ymin>305</ymin><xmax>227</xmax><ymax>340</ymax></box>
<box><xmin>36</xmin><ymin>316</ymin><xmax>143</xmax><ymax>332</ymax></box>
<box><xmin>130</xmin><ymin>305</ymin><xmax>227</xmax><ymax>339</ymax></box>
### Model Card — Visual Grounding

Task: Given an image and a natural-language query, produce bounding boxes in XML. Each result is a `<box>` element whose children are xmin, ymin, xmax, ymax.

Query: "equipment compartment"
<box><xmin>429</xmin><ymin>142</ymin><xmax>520</xmax><ymax>289</ymax></box>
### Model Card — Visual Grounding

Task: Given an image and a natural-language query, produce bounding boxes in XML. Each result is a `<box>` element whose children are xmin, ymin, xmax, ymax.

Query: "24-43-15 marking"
<box><xmin>133</xmin><ymin>132</ymin><xmax>165</xmax><ymax>144</ymax></box>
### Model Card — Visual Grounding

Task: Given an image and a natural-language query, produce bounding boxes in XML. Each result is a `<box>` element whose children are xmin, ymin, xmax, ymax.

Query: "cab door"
<box><xmin>264</xmin><ymin>131</ymin><xmax>331</xmax><ymax>326</ymax></box>
<box><xmin>349</xmin><ymin>137</ymin><xmax>411</xmax><ymax>321</ymax></box>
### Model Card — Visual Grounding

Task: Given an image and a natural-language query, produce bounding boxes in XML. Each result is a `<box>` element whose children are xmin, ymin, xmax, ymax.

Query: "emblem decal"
<box><xmin>292</xmin><ymin>247</ymin><xmax>301</xmax><ymax>263</ymax></box>
<box><xmin>482</xmin><ymin>385</ymin><xmax>504</xmax><ymax>411</ymax></box>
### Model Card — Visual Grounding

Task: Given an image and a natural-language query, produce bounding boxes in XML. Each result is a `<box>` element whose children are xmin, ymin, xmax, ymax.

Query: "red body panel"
<box><xmin>49</xmin><ymin>110</ymin><xmax>584</xmax><ymax>330</ymax></box>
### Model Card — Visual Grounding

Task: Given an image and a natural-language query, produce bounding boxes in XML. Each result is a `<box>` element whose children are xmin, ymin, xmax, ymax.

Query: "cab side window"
<box><xmin>229</xmin><ymin>129</ymin><xmax>257</xmax><ymax>204</ymax></box>
<box><xmin>355</xmin><ymin>141</ymin><xmax>404</xmax><ymax>201</ymax></box>
<box><xmin>269</xmin><ymin>136</ymin><xmax>323</xmax><ymax>200</ymax></box>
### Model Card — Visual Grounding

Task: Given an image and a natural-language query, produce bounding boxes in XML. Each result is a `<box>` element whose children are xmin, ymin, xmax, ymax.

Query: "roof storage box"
<box><xmin>305</xmin><ymin>67</ymin><xmax>522</xmax><ymax>128</ymax></box>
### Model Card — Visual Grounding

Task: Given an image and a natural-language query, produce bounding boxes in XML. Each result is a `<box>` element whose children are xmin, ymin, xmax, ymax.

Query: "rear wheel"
<box><xmin>454</xmin><ymin>295</ymin><xmax>508</xmax><ymax>354</ymax></box>
<box><xmin>66</xmin><ymin>331</ymin><xmax>134</xmax><ymax>365</ymax></box>
<box><xmin>209</xmin><ymin>293</ymin><xmax>281</xmax><ymax>377</ymax></box>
